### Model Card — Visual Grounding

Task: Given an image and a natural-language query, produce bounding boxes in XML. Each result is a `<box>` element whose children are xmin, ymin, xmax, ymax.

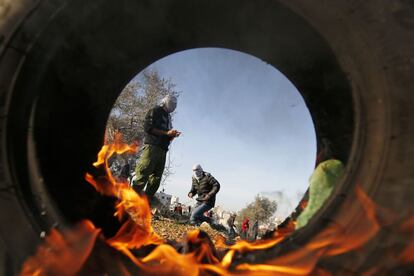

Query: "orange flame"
<box><xmin>20</xmin><ymin>221</ymin><xmax>100</xmax><ymax>276</ymax></box>
<box><xmin>274</xmin><ymin>220</ymin><xmax>296</xmax><ymax>239</ymax></box>
<box><xmin>300</xmin><ymin>200</ymin><xmax>308</xmax><ymax>210</ymax></box>
<box><xmin>84</xmin><ymin>134</ymin><xmax>163</xmax><ymax>255</ymax></box>
<box><xmin>20</xmin><ymin>135</ymin><xmax>413</xmax><ymax>275</ymax></box>
<box><xmin>398</xmin><ymin>217</ymin><xmax>414</xmax><ymax>264</ymax></box>
<box><xmin>229</xmin><ymin>186</ymin><xmax>381</xmax><ymax>275</ymax></box>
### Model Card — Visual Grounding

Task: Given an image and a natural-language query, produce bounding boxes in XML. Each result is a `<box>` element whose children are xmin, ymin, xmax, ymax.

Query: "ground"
<box><xmin>151</xmin><ymin>216</ymin><xmax>230</xmax><ymax>246</ymax></box>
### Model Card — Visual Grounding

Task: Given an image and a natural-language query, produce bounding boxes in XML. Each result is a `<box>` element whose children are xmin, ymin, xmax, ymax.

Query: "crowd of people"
<box><xmin>170</xmin><ymin>202</ymin><xmax>260</xmax><ymax>241</ymax></box>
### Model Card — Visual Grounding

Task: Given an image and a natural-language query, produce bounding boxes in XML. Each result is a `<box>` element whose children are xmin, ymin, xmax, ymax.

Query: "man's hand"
<box><xmin>167</xmin><ymin>129</ymin><xmax>181</xmax><ymax>138</ymax></box>
<box><xmin>197</xmin><ymin>194</ymin><xmax>211</xmax><ymax>201</ymax></box>
<box><xmin>188</xmin><ymin>192</ymin><xmax>194</xmax><ymax>198</ymax></box>
<box><xmin>151</xmin><ymin>128</ymin><xmax>180</xmax><ymax>137</ymax></box>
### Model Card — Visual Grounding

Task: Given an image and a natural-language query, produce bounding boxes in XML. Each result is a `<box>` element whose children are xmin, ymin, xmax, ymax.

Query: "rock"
<box><xmin>199</xmin><ymin>222</ymin><xmax>212</xmax><ymax>231</ymax></box>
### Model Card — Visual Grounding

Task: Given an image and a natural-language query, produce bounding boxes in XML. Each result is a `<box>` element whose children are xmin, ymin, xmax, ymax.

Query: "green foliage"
<box><xmin>236</xmin><ymin>195</ymin><xmax>277</xmax><ymax>225</ymax></box>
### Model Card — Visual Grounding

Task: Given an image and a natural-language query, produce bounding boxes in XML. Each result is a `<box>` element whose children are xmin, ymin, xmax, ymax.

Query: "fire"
<box><xmin>227</xmin><ymin>186</ymin><xmax>380</xmax><ymax>275</ymax></box>
<box><xmin>299</xmin><ymin>200</ymin><xmax>308</xmax><ymax>210</ymax></box>
<box><xmin>19</xmin><ymin>136</ymin><xmax>414</xmax><ymax>275</ymax></box>
<box><xmin>20</xmin><ymin>221</ymin><xmax>101</xmax><ymax>276</ymax></box>
<box><xmin>274</xmin><ymin>220</ymin><xmax>296</xmax><ymax>239</ymax></box>
<box><xmin>398</xmin><ymin>217</ymin><xmax>414</xmax><ymax>264</ymax></box>
<box><xmin>85</xmin><ymin>134</ymin><xmax>164</xmax><ymax>253</ymax></box>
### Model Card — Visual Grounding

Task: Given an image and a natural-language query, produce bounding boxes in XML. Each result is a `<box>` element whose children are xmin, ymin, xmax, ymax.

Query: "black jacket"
<box><xmin>189</xmin><ymin>172</ymin><xmax>220</xmax><ymax>206</ymax></box>
<box><xmin>143</xmin><ymin>106</ymin><xmax>172</xmax><ymax>151</ymax></box>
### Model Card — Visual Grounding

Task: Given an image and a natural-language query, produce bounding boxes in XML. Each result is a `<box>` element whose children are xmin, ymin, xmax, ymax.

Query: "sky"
<box><xmin>125</xmin><ymin>48</ymin><xmax>316</xmax><ymax>218</ymax></box>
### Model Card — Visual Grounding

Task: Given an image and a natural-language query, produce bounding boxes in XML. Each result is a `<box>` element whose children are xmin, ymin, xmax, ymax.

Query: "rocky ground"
<box><xmin>151</xmin><ymin>216</ymin><xmax>231</xmax><ymax>246</ymax></box>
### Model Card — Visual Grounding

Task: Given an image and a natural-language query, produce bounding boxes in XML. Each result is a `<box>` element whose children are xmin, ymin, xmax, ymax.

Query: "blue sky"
<box><xmin>129</xmin><ymin>48</ymin><xmax>316</xmax><ymax>217</ymax></box>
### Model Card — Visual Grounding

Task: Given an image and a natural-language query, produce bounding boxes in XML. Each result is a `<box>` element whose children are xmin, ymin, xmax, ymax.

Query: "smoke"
<box><xmin>260</xmin><ymin>190</ymin><xmax>303</xmax><ymax>220</ymax></box>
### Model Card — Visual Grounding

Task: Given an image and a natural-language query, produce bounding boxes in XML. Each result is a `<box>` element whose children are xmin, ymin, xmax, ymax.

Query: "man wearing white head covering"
<box><xmin>160</xmin><ymin>94</ymin><xmax>178</xmax><ymax>114</ymax></box>
<box><xmin>188</xmin><ymin>164</ymin><xmax>220</xmax><ymax>225</ymax></box>
<box><xmin>132</xmin><ymin>95</ymin><xmax>181</xmax><ymax>202</ymax></box>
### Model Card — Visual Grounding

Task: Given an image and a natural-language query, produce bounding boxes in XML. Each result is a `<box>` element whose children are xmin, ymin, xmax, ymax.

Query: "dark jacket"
<box><xmin>227</xmin><ymin>215</ymin><xmax>236</xmax><ymax>227</ymax></box>
<box><xmin>189</xmin><ymin>172</ymin><xmax>220</xmax><ymax>206</ymax></box>
<box><xmin>143</xmin><ymin>106</ymin><xmax>172</xmax><ymax>151</ymax></box>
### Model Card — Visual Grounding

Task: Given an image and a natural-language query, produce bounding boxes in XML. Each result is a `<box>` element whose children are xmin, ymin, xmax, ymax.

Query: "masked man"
<box><xmin>132</xmin><ymin>95</ymin><xmax>181</xmax><ymax>202</ymax></box>
<box><xmin>188</xmin><ymin>164</ymin><xmax>220</xmax><ymax>226</ymax></box>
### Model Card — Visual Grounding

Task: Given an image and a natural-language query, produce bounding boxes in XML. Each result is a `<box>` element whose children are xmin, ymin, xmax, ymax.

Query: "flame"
<box><xmin>274</xmin><ymin>220</ymin><xmax>296</xmax><ymax>239</ymax></box>
<box><xmin>20</xmin><ymin>220</ymin><xmax>101</xmax><ymax>276</ymax></box>
<box><xmin>227</xmin><ymin>186</ymin><xmax>381</xmax><ymax>275</ymax></box>
<box><xmin>398</xmin><ymin>217</ymin><xmax>414</xmax><ymax>264</ymax></box>
<box><xmin>94</xmin><ymin>133</ymin><xmax>138</xmax><ymax>166</ymax></box>
<box><xmin>84</xmin><ymin>134</ymin><xmax>163</xmax><ymax>254</ymax></box>
<box><xmin>20</xmin><ymin>135</ymin><xmax>414</xmax><ymax>275</ymax></box>
<box><xmin>300</xmin><ymin>200</ymin><xmax>308</xmax><ymax>210</ymax></box>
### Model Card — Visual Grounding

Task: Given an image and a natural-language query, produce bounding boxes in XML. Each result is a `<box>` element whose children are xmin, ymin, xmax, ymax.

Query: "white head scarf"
<box><xmin>192</xmin><ymin>164</ymin><xmax>203</xmax><ymax>180</ymax></box>
<box><xmin>161</xmin><ymin>95</ymin><xmax>177</xmax><ymax>113</ymax></box>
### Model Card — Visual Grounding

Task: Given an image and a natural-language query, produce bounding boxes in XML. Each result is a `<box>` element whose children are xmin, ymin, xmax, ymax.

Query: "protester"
<box><xmin>241</xmin><ymin>217</ymin><xmax>250</xmax><ymax>240</ymax></box>
<box><xmin>188</xmin><ymin>164</ymin><xmax>220</xmax><ymax>226</ymax></box>
<box><xmin>227</xmin><ymin>213</ymin><xmax>237</xmax><ymax>238</ymax></box>
<box><xmin>251</xmin><ymin>220</ymin><xmax>259</xmax><ymax>241</ymax></box>
<box><xmin>132</xmin><ymin>95</ymin><xmax>181</xmax><ymax>204</ymax></box>
<box><xmin>175</xmin><ymin>203</ymin><xmax>183</xmax><ymax>215</ymax></box>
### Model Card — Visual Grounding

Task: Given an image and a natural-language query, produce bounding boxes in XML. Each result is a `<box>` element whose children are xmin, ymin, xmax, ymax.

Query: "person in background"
<box><xmin>176</xmin><ymin>203</ymin><xmax>183</xmax><ymax>215</ymax></box>
<box><xmin>251</xmin><ymin>220</ymin><xmax>259</xmax><ymax>241</ymax></box>
<box><xmin>132</xmin><ymin>95</ymin><xmax>181</xmax><ymax>204</ymax></box>
<box><xmin>241</xmin><ymin>217</ymin><xmax>250</xmax><ymax>240</ymax></box>
<box><xmin>227</xmin><ymin>213</ymin><xmax>237</xmax><ymax>238</ymax></box>
<box><xmin>188</xmin><ymin>164</ymin><xmax>220</xmax><ymax>226</ymax></box>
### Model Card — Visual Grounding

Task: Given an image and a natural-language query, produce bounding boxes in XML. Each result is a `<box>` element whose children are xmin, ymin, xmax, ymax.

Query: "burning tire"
<box><xmin>0</xmin><ymin>0</ymin><xmax>413</xmax><ymax>274</ymax></box>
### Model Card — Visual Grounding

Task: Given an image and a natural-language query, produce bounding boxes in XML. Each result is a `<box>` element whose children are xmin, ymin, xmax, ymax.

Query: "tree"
<box><xmin>236</xmin><ymin>195</ymin><xmax>278</xmax><ymax>226</ymax></box>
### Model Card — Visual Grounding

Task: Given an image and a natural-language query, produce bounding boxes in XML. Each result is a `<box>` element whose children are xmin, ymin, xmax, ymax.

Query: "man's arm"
<box><xmin>206</xmin><ymin>176</ymin><xmax>220</xmax><ymax>198</ymax></box>
<box><xmin>188</xmin><ymin>178</ymin><xmax>197</xmax><ymax>198</ymax></box>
